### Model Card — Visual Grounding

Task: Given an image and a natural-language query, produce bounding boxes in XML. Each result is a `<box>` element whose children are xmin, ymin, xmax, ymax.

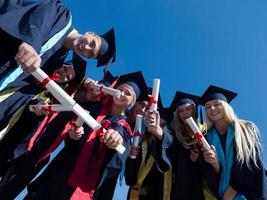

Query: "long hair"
<box><xmin>119</xmin><ymin>83</ymin><xmax>136</xmax><ymax>106</ymax></box>
<box><xmin>170</xmin><ymin>105</ymin><xmax>197</xmax><ymax>149</ymax></box>
<box><xmin>205</xmin><ymin>100</ymin><xmax>262</xmax><ymax>169</ymax></box>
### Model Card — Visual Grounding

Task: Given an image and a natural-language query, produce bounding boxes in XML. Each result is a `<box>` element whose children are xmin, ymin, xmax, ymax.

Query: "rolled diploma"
<box><xmin>31</xmin><ymin>68</ymin><xmax>125</xmax><ymax>153</ymax></box>
<box><xmin>130</xmin><ymin>114</ymin><xmax>143</xmax><ymax>159</ymax></box>
<box><xmin>29</xmin><ymin>104</ymin><xmax>72</xmax><ymax>112</ymax></box>
<box><xmin>93</xmin><ymin>83</ymin><xmax>121</xmax><ymax>98</ymax></box>
<box><xmin>185</xmin><ymin>117</ymin><xmax>210</xmax><ymax>149</ymax></box>
<box><xmin>149</xmin><ymin>79</ymin><xmax>160</xmax><ymax>112</ymax></box>
<box><xmin>32</xmin><ymin>68</ymin><xmax>75</xmax><ymax>107</ymax></box>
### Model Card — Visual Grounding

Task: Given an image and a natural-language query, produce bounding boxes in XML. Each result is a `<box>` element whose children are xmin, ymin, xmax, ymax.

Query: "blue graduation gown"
<box><xmin>151</xmin><ymin>126</ymin><xmax>205</xmax><ymax>200</ymax></box>
<box><xmin>0</xmin><ymin>0</ymin><xmax>72</xmax><ymax>90</ymax></box>
<box><xmin>25</xmin><ymin>114</ymin><xmax>132</xmax><ymax>200</ymax></box>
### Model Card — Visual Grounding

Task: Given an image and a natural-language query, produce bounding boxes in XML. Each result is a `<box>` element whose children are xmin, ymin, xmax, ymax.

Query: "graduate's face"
<box><xmin>131</xmin><ymin>101</ymin><xmax>148</xmax><ymax>117</ymax></box>
<box><xmin>113</xmin><ymin>84</ymin><xmax>135</xmax><ymax>107</ymax></box>
<box><xmin>160</xmin><ymin>118</ymin><xmax>167</xmax><ymax>128</ymax></box>
<box><xmin>205</xmin><ymin>100</ymin><xmax>225</xmax><ymax>122</ymax></box>
<box><xmin>177</xmin><ymin>103</ymin><xmax>195</xmax><ymax>123</ymax></box>
<box><xmin>53</xmin><ymin>64</ymin><xmax>75</xmax><ymax>83</ymax></box>
<box><xmin>73</xmin><ymin>32</ymin><xmax>102</xmax><ymax>58</ymax></box>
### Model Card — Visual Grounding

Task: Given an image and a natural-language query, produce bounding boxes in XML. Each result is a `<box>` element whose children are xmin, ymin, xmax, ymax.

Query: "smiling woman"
<box><xmin>200</xmin><ymin>85</ymin><xmax>267</xmax><ymax>200</ymax></box>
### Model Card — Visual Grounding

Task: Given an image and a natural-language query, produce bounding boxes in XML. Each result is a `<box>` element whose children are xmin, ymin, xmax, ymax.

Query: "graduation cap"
<box><xmin>65</xmin><ymin>52</ymin><xmax>87</xmax><ymax>83</ymax></box>
<box><xmin>99</xmin><ymin>70</ymin><xmax>115</xmax><ymax>87</ymax></box>
<box><xmin>170</xmin><ymin>91</ymin><xmax>199</xmax><ymax>112</ymax></box>
<box><xmin>96</xmin><ymin>28</ymin><xmax>116</xmax><ymax>67</ymax></box>
<box><xmin>159</xmin><ymin>107</ymin><xmax>173</xmax><ymax>123</ymax></box>
<box><xmin>200</xmin><ymin>85</ymin><xmax>237</xmax><ymax>105</ymax></box>
<box><xmin>116</xmin><ymin>71</ymin><xmax>149</xmax><ymax>101</ymax></box>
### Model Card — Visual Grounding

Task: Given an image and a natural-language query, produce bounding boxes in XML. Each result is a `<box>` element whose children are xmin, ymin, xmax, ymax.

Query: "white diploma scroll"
<box><xmin>31</xmin><ymin>68</ymin><xmax>125</xmax><ymax>154</ymax></box>
<box><xmin>130</xmin><ymin>114</ymin><xmax>143</xmax><ymax>159</ymax></box>
<box><xmin>75</xmin><ymin>116</ymin><xmax>84</xmax><ymax>127</ymax></box>
<box><xmin>92</xmin><ymin>83</ymin><xmax>122</xmax><ymax>98</ymax></box>
<box><xmin>149</xmin><ymin>79</ymin><xmax>160</xmax><ymax>112</ymax></box>
<box><xmin>29</xmin><ymin>104</ymin><xmax>72</xmax><ymax>112</ymax></box>
<box><xmin>185</xmin><ymin>117</ymin><xmax>210</xmax><ymax>149</ymax></box>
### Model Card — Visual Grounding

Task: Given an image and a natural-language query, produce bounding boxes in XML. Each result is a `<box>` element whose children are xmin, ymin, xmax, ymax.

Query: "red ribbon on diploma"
<box><xmin>133</xmin><ymin>131</ymin><xmax>145</xmax><ymax>139</ymax></box>
<box><xmin>146</xmin><ymin>95</ymin><xmax>157</xmax><ymax>108</ymax></box>
<box><xmin>194</xmin><ymin>132</ymin><xmax>203</xmax><ymax>146</ymax></box>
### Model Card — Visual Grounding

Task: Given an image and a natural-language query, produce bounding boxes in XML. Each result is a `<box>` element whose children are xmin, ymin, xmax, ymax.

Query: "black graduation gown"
<box><xmin>202</xmin><ymin>133</ymin><xmax>267</xmax><ymax>200</ymax></box>
<box><xmin>0</xmin><ymin>98</ymin><xmax>45</xmax><ymax>171</ymax></box>
<box><xmin>230</xmin><ymin>152</ymin><xmax>267</xmax><ymax>200</ymax></box>
<box><xmin>24</xmin><ymin>114</ymin><xmax>132</xmax><ymax>200</ymax></box>
<box><xmin>125</xmin><ymin>138</ymin><xmax>164</xmax><ymax>200</ymax></box>
<box><xmin>0</xmin><ymin>0</ymin><xmax>72</xmax><ymax>88</ymax></box>
<box><xmin>0</xmin><ymin>47</ymin><xmax>69</xmax><ymax>132</ymax></box>
<box><xmin>151</xmin><ymin>126</ymin><xmax>205</xmax><ymax>200</ymax></box>
<box><xmin>0</xmin><ymin>102</ymin><xmax>111</xmax><ymax>199</ymax></box>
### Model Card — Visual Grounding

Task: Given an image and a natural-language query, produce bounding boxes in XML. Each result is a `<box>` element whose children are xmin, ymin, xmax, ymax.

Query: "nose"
<box><xmin>210</xmin><ymin>105</ymin><xmax>216</xmax><ymax>110</ymax></box>
<box><xmin>83</xmin><ymin>43</ymin><xmax>91</xmax><ymax>50</ymax></box>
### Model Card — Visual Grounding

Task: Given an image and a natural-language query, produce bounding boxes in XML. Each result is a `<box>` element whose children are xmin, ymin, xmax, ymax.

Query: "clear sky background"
<box><xmin>17</xmin><ymin>0</ymin><xmax>267</xmax><ymax>199</ymax></box>
<box><xmin>64</xmin><ymin>0</ymin><xmax>267</xmax><ymax>161</ymax></box>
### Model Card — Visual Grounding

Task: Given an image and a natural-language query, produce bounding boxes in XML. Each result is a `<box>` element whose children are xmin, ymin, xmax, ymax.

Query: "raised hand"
<box><xmin>100</xmin><ymin>129</ymin><xmax>123</xmax><ymax>149</ymax></box>
<box><xmin>202</xmin><ymin>145</ymin><xmax>220</xmax><ymax>173</ymax></box>
<box><xmin>145</xmin><ymin>110</ymin><xmax>163</xmax><ymax>140</ymax></box>
<box><xmin>68</xmin><ymin>126</ymin><xmax>84</xmax><ymax>140</ymax></box>
<box><xmin>15</xmin><ymin>42</ymin><xmax>41</xmax><ymax>73</ymax></box>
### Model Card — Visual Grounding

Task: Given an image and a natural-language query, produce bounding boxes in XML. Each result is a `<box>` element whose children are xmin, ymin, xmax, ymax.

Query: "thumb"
<box><xmin>211</xmin><ymin>145</ymin><xmax>216</xmax><ymax>153</ymax></box>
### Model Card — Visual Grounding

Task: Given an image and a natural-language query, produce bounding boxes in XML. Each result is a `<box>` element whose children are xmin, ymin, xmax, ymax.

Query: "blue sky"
<box><xmin>64</xmin><ymin>0</ymin><xmax>267</xmax><ymax>161</ymax></box>
<box><xmin>17</xmin><ymin>0</ymin><xmax>267</xmax><ymax>199</ymax></box>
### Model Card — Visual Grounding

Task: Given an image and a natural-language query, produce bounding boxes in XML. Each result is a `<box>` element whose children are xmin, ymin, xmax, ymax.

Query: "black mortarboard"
<box><xmin>65</xmin><ymin>52</ymin><xmax>87</xmax><ymax>82</ymax></box>
<box><xmin>116</xmin><ymin>71</ymin><xmax>149</xmax><ymax>101</ymax></box>
<box><xmin>99</xmin><ymin>70</ymin><xmax>115</xmax><ymax>87</ymax></box>
<box><xmin>96</xmin><ymin>28</ymin><xmax>116</xmax><ymax>67</ymax></box>
<box><xmin>200</xmin><ymin>85</ymin><xmax>237</xmax><ymax>105</ymax></box>
<box><xmin>159</xmin><ymin>107</ymin><xmax>173</xmax><ymax>123</ymax></box>
<box><xmin>170</xmin><ymin>91</ymin><xmax>199</xmax><ymax>112</ymax></box>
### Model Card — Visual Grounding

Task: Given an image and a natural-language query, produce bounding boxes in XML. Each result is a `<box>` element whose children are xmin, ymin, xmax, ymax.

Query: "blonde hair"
<box><xmin>205</xmin><ymin>100</ymin><xmax>262</xmax><ymax>169</ymax></box>
<box><xmin>170</xmin><ymin>105</ymin><xmax>198</xmax><ymax>149</ymax></box>
<box><xmin>120</xmin><ymin>83</ymin><xmax>136</xmax><ymax>106</ymax></box>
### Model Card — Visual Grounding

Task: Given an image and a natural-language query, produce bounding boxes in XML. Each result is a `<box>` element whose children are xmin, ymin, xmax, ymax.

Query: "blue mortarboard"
<box><xmin>116</xmin><ymin>71</ymin><xmax>149</xmax><ymax>101</ymax></box>
<box><xmin>170</xmin><ymin>91</ymin><xmax>199</xmax><ymax>112</ymax></box>
<box><xmin>65</xmin><ymin>52</ymin><xmax>87</xmax><ymax>82</ymax></box>
<box><xmin>96</xmin><ymin>28</ymin><xmax>116</xmax><ymax>67</ymax></box>
<box><xmin>200</xmin><ymin>85</ymin><xmax>237</xmax><ymax>105</ymax></box>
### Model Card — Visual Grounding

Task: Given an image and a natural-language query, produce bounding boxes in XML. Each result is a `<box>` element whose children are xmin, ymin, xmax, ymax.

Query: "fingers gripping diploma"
<box><xmin>145</xmin><ymin>110</ymin><xmax>163</xmax><ymax>140</ymax></box>
<box><xmin>68</xmin><ymin>126</ymin><xmax>84</xmax><ymax>141</ymax></box>
<box><xmin>31</xmin><ymin>102</ymin><xmax>49</xmax><ymax>116</ymax></box>
<box><xmin>100</xmin><ymin>129</ymin><xmax>123</xmax><ymax>149</ymax></box>
<box><xmin>15</xmin><ymin>42</ymin><xmax>41</xmax><ymax>73</ymax></box>
<box><xmin>130</xmin><ymin>146</ymin><xmax>140</xmax><ymax>157</ymax></box>
<box><xmin>202</xmin><ymin>145</ymin><xmax>220</xmax><ymax>173</ymax></box>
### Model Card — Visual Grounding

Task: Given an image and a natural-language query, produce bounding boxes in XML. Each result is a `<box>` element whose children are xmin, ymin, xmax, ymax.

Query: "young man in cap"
<box><xmin>0</xmin><ymin>0</ymin><xmax>116</xmax><ymax>90</ymax></box>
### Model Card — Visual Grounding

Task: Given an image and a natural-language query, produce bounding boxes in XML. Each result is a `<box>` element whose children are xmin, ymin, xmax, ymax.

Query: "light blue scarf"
<box><xmin>0</xmin><ymin>16</ymin><xmax>72</xmax><ymax>91</ymax></box>
<box><xmin>206</xmin><ymin>125</ymin><xmax>246</xmax><ymax>200</ymax></box>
